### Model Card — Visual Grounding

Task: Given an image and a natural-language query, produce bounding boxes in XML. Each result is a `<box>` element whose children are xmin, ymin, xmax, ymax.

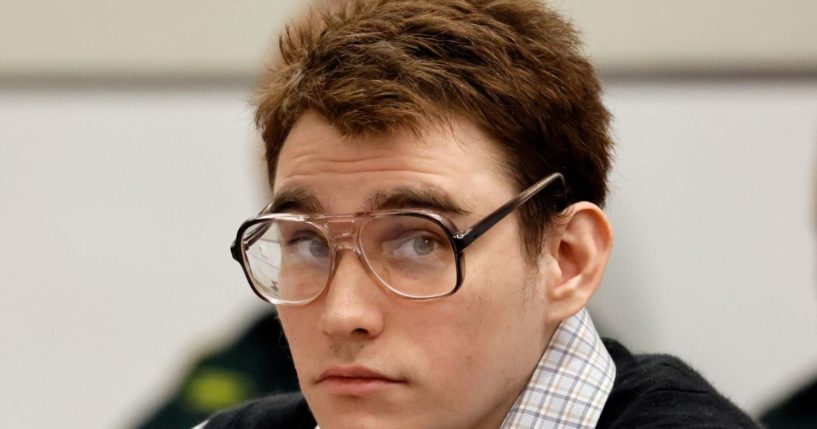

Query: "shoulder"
<box><xmin>201</xmin><ymin>392</ymin><xmax>315</xmax><ymax>429</ymax></box>
<box><xmin>597</xmin><ymin>338</ymin><xmax>760</xmax><ymax>429</ymax></box>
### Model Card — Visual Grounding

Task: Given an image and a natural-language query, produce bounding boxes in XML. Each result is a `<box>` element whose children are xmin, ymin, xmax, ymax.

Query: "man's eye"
<box><xmin>306</xmin><ymin>237</ymin><xmax>330</xmax><ymax>258</ymax></box>
<box><xmin>287</xmin><ymin>233</ymin><xmax>329</xmax><ymax>258</ymax></box>
<box><xmin>391</xmin><ymin>233</ymin><xmax>442</xmax><ymax>257</ymax></box>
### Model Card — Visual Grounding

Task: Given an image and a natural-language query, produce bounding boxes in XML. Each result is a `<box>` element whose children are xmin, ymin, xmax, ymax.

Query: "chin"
<box><xmin>315</xmin><ymin>412</ymin><xmax>405</xmax><ymax>429</ymax></box>
<box><xmin>311</xmin><ymin>399</ymin><xmax>434</xmax><ymax>429</ymax></box>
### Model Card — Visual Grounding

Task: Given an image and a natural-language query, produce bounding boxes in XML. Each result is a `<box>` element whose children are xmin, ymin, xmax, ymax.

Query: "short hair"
<box><xmin>254</xmin><ymin>0</ymin><xmax>613</xmax><ymax>261</ymax></box>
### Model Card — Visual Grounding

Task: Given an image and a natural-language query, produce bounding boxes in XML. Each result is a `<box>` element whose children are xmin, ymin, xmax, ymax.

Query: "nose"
<box><xmin>317</xmin><ymin>249</ymin><xmax>385</xmax><ymax>340</ymax></box>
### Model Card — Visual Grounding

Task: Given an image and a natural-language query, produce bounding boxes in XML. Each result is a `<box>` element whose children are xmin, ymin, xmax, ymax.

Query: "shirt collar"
<box><xmin>500</xmin><ymin>308</ymin><xmax>616</xmax><ymax>429</ymax></box>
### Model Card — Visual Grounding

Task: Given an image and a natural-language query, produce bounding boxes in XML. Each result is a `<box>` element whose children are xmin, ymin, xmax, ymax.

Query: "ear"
<box><xmin>543</xmin><ymin>202</ymin><xmax>613</xmax><ymax>325</ymax></box>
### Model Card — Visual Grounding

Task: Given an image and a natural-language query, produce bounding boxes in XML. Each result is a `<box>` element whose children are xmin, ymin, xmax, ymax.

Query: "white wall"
<box><xmin>0</xmin><ymin>87</ymin><xmax>269</xmax><ymax>428</ymax></box>
<box><xmin>593</xmin><ymin>80</ymin><xmax>817</xmax><ymax>413</ymax></box>
<box><xmin>1</xmin><ymin>80</ymin><xmax>816</xmax><ymax>428</ymax></box>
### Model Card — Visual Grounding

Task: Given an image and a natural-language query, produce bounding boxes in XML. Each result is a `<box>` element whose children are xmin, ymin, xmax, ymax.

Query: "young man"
<box><xmin>204</xmin><ymin>0</ymin><xmax>759</xmax><ymax>427</ymax></box>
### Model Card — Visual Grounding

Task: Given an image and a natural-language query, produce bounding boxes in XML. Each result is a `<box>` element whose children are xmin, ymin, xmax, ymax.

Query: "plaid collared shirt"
<box><xmin>500</xmin><ymin>308</ymin><xmax>616</xmax><ymax>429</ymax></box>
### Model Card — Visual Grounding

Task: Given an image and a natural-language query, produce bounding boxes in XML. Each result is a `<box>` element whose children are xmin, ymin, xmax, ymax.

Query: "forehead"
<box><xmin>273</xmin><ymin>112</ymin><xmax>516</xmax><ymax>213</ymax></box>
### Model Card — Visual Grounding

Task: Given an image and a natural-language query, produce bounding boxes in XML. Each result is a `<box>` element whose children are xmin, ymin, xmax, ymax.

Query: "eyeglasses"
<box><xmin>231</xmin><ymin>172</ymin><xmax>565</xmax><ymax>305</ymax></box>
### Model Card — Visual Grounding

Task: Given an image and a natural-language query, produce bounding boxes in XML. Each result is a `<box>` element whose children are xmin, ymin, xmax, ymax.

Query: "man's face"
<box><xmin>273</xmin><ymin>112</ymin><xmax>558</xmax><ymax>429</ymax></box>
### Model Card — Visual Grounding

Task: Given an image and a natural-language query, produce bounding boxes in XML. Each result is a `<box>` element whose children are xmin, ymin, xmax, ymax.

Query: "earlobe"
<box><xmin>544</xmin><ymin>202</ymin><xmax>613</xmax><ymax>324</ymax></box>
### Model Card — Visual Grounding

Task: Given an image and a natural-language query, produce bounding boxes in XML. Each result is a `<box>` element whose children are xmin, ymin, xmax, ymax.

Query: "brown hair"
<box><xmin>254</xmin><ymin>0</ymin><xmax>613</xmax><ymax>260</ymax></box>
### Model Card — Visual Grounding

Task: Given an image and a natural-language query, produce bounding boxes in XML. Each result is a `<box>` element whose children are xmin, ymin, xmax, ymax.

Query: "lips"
<box><xmin>316</xmin><ymin>366</ymin><xmax>405</xmax><ymax>396</ymax></box>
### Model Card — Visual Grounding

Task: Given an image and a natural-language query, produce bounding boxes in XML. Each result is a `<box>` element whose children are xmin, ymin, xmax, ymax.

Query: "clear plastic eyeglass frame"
<box><xmin>231</xmin><ymin>172</ymin><xmax>566</xmax><ymax>305</ymax></box>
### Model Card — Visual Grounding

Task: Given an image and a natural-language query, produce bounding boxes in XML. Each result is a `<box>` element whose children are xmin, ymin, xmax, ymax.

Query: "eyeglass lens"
<box><xmin>241</xmin><ymin>214</ymin><xmax>457</xmax><ymax>303</ymax></box>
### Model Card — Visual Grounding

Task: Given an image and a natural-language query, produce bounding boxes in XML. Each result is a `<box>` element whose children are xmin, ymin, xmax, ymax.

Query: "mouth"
<box><xmin>316</xmin><ymin>366</ymin><xmax>406</xmax><ymax>396</ymax></box>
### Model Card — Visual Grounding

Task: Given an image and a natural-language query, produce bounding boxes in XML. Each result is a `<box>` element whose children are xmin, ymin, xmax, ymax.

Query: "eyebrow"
<box><xmin>270</xmin><ymin>185</ymin><xmax>471</xmax><ymax>216</ymax></box>
<box><xmin>269</xmin><ymin>187</ymin><xmax>324</xmax><ymax>214</ymax></box>
<box><xmin>366</xmin><ymin>186</ymin><xmax>471</xmax><ymax>215</ymax></box>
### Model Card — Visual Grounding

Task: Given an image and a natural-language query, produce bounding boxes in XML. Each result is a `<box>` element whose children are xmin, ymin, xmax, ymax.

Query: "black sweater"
<box><xmin>204</xmin><ymin>339</ymin><xmax>759</xmax><ymax>428</ymax></box>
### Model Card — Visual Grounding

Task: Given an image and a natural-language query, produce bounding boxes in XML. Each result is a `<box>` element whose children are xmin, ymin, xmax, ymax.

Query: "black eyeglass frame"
<box><xmin>231</xmin><ymin>172</ymin><xmax>566</xmax><ymax>304</ymax></box>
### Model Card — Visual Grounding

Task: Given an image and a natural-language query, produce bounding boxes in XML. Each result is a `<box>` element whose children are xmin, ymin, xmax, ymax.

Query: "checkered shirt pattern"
<box><xmin>500</xmin><ymin>309</ymin><xmax>616</xmax><ymax>429</ymax></box>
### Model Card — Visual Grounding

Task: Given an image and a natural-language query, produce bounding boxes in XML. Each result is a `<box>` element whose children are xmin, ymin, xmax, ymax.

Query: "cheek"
<box><xmin>430</xmin><ymin>226</ymin><xmax>550</xmax><ymax>375</ymax></box>
<box><xmin>396</xmin><ymin>277</ymin><xmax>545</xmax><ymax>425</ymax></box>
<box><xmin>465</xmin><ymin>224</ymin><xmax>543</xmax><ymax>315</ymax></box>
<box><xmin>275</xmin><ymin>308</ymin><xmax>318</xmax><ymax>371</ymax></box>
<box><xmin>406</xmin><ymin>272</ymin><xmax>537</xmax><ymax>382</ymax></box>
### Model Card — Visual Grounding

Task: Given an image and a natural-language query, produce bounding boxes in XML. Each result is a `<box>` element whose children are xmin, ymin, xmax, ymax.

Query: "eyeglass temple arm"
<box><xmin>230</xmin><ymin>201</ymin><xmax>277</xmax><ymax>262</ymax></box>
<box><xmin>454</xmin><ymin>172</ymin><xmax>565</xmax><ymax>249</ymax></box>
